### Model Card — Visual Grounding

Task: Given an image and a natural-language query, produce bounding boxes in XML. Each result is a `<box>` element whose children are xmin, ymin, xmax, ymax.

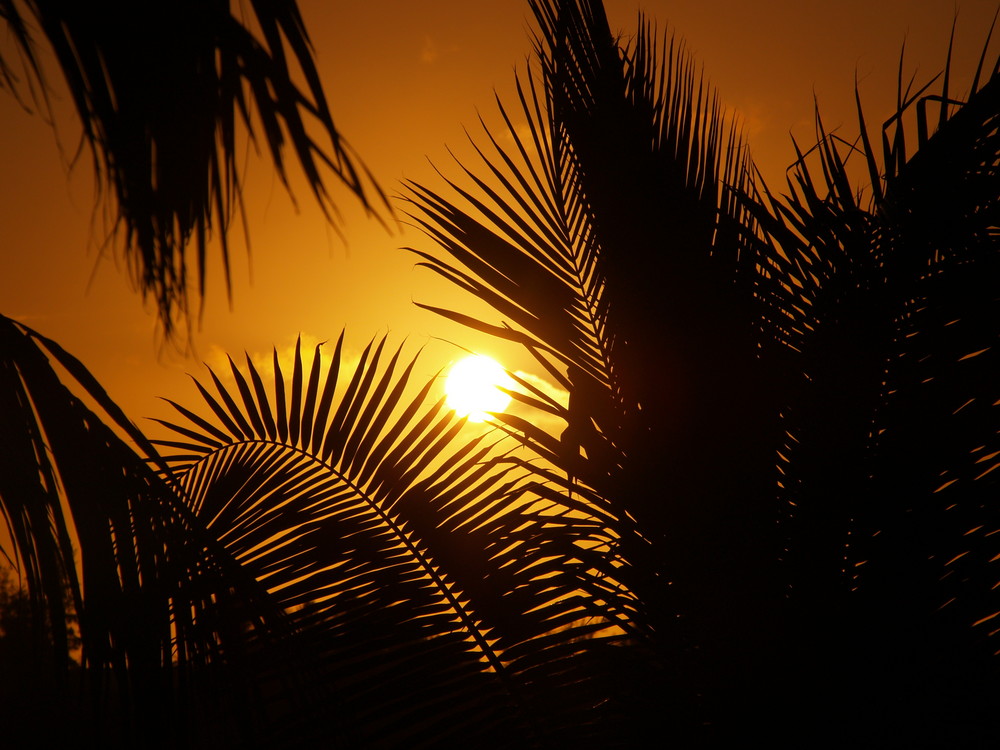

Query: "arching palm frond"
<box><xmin>407</xmin><ymin>1</ymin><xmax>762</xmax><ymax>438</ymax></box>
<box><xmin>155</xmin><ymin>331</ymin><xmax>649</xmax><ymax>748</ymax></box>
<box><xmin>745</xmin><ymin>34</ymin><xmax>1000</xmax><ymax>742</ymax></box>
<box><xmin>0</xmin><ymin>313</ymin><xmax>297</xmax><ymax>748</ymax></box>
<box><xmin>404</xmin><ymin>2</ymin><xmax>778</xmax><ymax>728</ymax></box>
<box><xmin>1</xmin><ymin>0</ymin><xmax>390</xmax><ymax>338</ymax></box>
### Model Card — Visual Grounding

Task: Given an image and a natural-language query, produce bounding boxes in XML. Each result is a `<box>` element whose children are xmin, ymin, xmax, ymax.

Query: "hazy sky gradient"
<box><xmin>1</xmin><ymin>0</ymin><xmax>996</xmax><ymax>431</ymax></box>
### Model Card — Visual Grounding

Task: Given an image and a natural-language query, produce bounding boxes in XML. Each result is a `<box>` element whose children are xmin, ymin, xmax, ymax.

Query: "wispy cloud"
<box><xmin>503</xmin><ymin>368</ymin><xmax>568</xmax><ymax>440</ymax></box>
<box><xmin>513</xmin><ymin>369</ymin><xmax>568</xmax><ymax>409</ymax></box>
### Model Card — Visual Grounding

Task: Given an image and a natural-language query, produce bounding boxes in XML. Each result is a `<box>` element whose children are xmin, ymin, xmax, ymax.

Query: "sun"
<box><xmin>444</xmin><ymin>355</ymin><xmax>514</xmax><ymax>423</ymax></box>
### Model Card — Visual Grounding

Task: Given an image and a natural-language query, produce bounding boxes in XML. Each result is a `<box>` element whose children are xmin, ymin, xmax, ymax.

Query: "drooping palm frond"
<box><xmin>155</xmin><ymin>331</ymin><xmax>650</xmax><ymax>748</ymax></box>
<box><xmin>0</xmin><ymin>313</ymin><xmax>301</xmax><ymax>748</ymax></box>
<box><xmin>1</xmin><ymin>0</ymin><xmax>390</xmax><ymax>338</ymax></box>
<box><xmin>0</xmin><ymin>0</ymin><xmax>41</xmax><ymax>101</ymax></box>
<box><xmin>744</xmin><ymin>30</ymin><xmax>1000</xmax><ymax>742</ymax></box>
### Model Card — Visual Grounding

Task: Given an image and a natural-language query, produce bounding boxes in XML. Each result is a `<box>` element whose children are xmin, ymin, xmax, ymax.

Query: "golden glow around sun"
<box><xmin>444</xmin><ymin>355</ymin><xmax>514</xmax><ymax>423</ymax></box>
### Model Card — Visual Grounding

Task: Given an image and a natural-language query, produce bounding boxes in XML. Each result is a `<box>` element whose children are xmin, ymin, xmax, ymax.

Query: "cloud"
<box><xmin>7</xmin><ymin>312</ymin><xmax>47</xmax><ymax>324</ymax></box>
<box><xmin>735</xmin><ymin>101</ymin><xmax>768</xmax><ymax>139</ymax></box>
<box><xmin>504</xmin><ymin>368</ymin><xmax>569</xmax><ymax>440</ymax></box>
<box><xmin>501</xmin><ymin>119</ymin><xmax>535</xmax><ymax>147</ymax></box>
<box><xmin>513</xmin><ymin>369</ymin><xmax>569</xmax><ymax>409</ymax></box>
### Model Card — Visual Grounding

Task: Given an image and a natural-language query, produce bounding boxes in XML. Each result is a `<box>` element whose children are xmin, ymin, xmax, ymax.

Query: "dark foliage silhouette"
<box><xmin>0</xmin><ymin>568</ymin><xmax>81</xmax><ymax>745</ymax></box>
<box><xmin>0</xmin><ymin>0</ymin><xmax>390</xmax><ymax>337</ymax></box>
<box><xmin>0</xmin><ymin>313</ymin><xmax>305</xmax><ymax>746</ymax></box>
<box><xmin>0</xmin><ymin>0</ymin><xmax>998</xmax><ymax>747</ymax></box>
<box><xmin>154</xmin><ymin>333</ymin><xmax>651</xmax><ymax>747</ymax></box>
<box><xmin>745</xmin><ymin>29</ymin><xmax>1000</xmax><ymax>742</ymax></box>
<box><xmin>407</xmin><ymin>0</ymin><xmax>1000</xmax><ymax>743</ymax></box>
<box><xmin>0</xmin><ymin>313</ymin><xmax>648</xmax><ymax>747</ymax></box>
<box><xmin>407</xmin><ymin>0</ymin><xmax>785</xmax><ymax>736</ymax></box>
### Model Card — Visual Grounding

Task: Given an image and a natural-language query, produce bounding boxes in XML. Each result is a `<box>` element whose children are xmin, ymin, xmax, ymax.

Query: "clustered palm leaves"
<box><xmin>0</xmin><ymin>0</ymin><xmax>389</xmax><ymax>338</ymax></box>
<box><xmin>0</xmin><ymin>0</ymin><xmax>998</xmax><ymax>747</ymax></box>
<box><xmin>406</xmin><ymin>0</ymin><xmax>1000</xmax><ymax>741</ymax></box>
<box><xmin>0</xmin><ymin>314</ymin><xmax>647</xmax><ymax>747</ymax></box>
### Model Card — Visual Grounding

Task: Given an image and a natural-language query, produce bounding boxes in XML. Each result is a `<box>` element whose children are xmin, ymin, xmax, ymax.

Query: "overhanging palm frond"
<box><xmin>155</xmin><ymin>331</ymin><xmax>650</xmax><ymax>748</ymax></box>
<box><xmin>0</xmin><ymin>0</ymin><xmax>41</xmax><ymax>101</ymax></box>
<box><xmin>0</xmin><ymin>313</ymin><xmax>299</xmax><ymax>747</ymax></box>
<box><xmin>1</xmin><ymin>0</ymin><xmax>390</xmax><ymax>338</ymax></box>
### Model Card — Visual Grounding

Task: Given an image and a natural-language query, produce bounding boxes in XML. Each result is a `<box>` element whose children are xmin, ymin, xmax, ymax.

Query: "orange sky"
<box><xmin>1</xmin><ymin>0</ymin><xmax>997</xmax><ymax>434</ymax></box>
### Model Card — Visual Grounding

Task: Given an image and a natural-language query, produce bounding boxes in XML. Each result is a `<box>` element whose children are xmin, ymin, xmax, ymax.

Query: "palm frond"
<box><xmin>0</xmin><ymin>313</ymin><xmax>301</xmax><ymax>747</ymax></box>
<box><xmin>404</xmin><ymin>1</ymin><xmax>781</xmax><ymax>703</ymax></box>
<box><xmin>0</xmin><ymin>0</ymin><xmax>41</xmax><ymax>102</ymax></box>
<box><xmin>405</xmin><ymin>1</ymin><xmax>1000</xmax><ymax>739</ymax></box>
<box><xmin>741</xmin><ymin>28</ymin><xmax>1000</xmax><ymax>740</ymax></box>
<box><xmin>1</xmin><ymin>0</ymin><xmax>390</xmax><ymax>338</ymax></box>
<box><xmin>155</xmin><ymin>331</ymin><xmax>649</xmax><ymax>747</ymax></box>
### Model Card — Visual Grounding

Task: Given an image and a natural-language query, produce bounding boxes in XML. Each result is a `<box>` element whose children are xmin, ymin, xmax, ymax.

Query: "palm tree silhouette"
<box><xmin>1</xmin><ymin>0</ymin><xmax>998</xmax><ymax>746</ymax></box>
<box><xmin>407</xmin><ymin>0</ymin><xmax>1000</xmax><ymax>743</ymax></box>
<box><xmin>1</xmin><ymin>0</ymin><xmax>389</xmax><ymax>338</ymax></box>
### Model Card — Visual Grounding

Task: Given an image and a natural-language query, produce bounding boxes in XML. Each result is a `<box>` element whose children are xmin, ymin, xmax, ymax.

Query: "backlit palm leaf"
<box><xmin>405</xmin><ymin>4</ymin><xmax>778</xmax><ymax>730</ymax></box>
<box><xmin>155</xmin><ymin>331</ymin><xmax>647</xmax><ymax>747</ymax></box>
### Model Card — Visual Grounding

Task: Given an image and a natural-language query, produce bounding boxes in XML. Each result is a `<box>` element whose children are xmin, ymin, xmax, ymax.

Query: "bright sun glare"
<box><xmin>444</xmin><ymin>355</ymin><xmax>514</xmax><ymax>423</ymax></box>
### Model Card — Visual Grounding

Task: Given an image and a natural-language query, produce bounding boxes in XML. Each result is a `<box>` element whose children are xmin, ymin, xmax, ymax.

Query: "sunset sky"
<box><xmin>1</xmin><ymin>0</ymin><xmax>997</xmax><ymax>432</ymax></box>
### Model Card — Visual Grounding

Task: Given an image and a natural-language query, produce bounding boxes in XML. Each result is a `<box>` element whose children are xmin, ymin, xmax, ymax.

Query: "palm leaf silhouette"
<box><xmin>405</xmin><ymin>2</ymin><xmax>777</xmax><ymax>730</ymax></box>
<box><xmin>155</xmin><ymin>331</ymin><xmax>649</xmax><ymax>747</ymax></box>
<box><xmin>407</xmin><ymin>0</ymin><xmax>1000</xmax><ymax>741</ymax></box>
<box><xmin>4</xmin><ymin>0</ymin><xmax>998</xmax><ymax>744</ymax></box>
<box><xmin>0</xmin><ymin>313</ymin><xmax>300</xmax><ymax>747</ymax></box>
<box><xmin>741</xmin><ymin>30</ymin><xmax>1000</xmax><ymax>740</ymax></box>
<box><xmin>0</xmin><ymin>0</ymin><xmax>390</xmax><ymax>337</ymax></box>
